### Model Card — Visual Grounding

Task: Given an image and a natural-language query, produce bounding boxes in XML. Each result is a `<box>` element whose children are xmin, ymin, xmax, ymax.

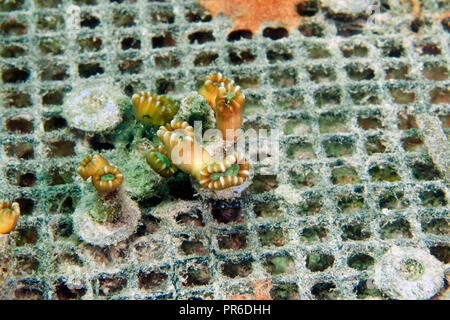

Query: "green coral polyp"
<box><xmin>225</xmin><ymin>92</ymin><xmax>236</xmax><ymax>103</ymax></box>
<box><xmin>154</xmin><ymin>152</ymin><xmax>171</xmax><ymax>169</ymax></box>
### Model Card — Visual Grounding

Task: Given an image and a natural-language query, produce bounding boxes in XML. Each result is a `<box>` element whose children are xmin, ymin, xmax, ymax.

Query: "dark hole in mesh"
<box><xmin>80</xmin><ymin>12</ymin><xmax>100</xmax><ymax>29</ymax></box>
<box><xmin>1</xmin><ymin>44</ymin><xmax>26</xmax><ymax>58</ymax></box>
<box><xmin>429</xmin><ymin>245</ymin><xmax>449</xmax><ymax>264</ymax></box>
<box><xmin>295</xmin><ymin>0</ymin><xmax>319</xmax><ymax>16</ymax></box>
<box><xmin>183</xmin><ymin>266</ymin><xmax>211</xmax><ymax>287</ymax></box>
<box><xmin>188</xmin><ymin>30</ymin><xmax>215</xmax><ymax>44</ymax></box>
<box><xmin>441</xmin><ymin>17</ymin><xmax>449</xmax><ymax>32</ymax></box>
<box><xmin>2</xmin><ymin>66</ymin><xmax>30</xmax><ymax>83</ymax></box>
<box><xmin>227</xmin><ymin>29</ymin><xmax>252</xmax><ymax>41</ymax></box>
<box><xmin>176</xmin><ymin>209</ymin><xmax>204</xmax><ymax>227</ymax></box>
<box><xmin>336</xmin><ymin>21</ymin><xmax>363</xmax><ymax>37</ymax></box>
<box><xmin>78</xmin><ymin>62</ymin><xmax>104</xmax><ymax>78</ymax></box>
<box><xmin>410</xmin><ymin>17</ymin><xmax>424</xmax><ymax>33</ymax></box>
<box><xmin>40</xmin><ymin>63</ymin><xmax>68</xmax><ymax>81</ymax></box>
<box><xmin>419</xmin><ymin>42</ymin><xmax>441</xmax><ymax>56</ymax></box>
<box><xmin>228</xmin><ymin>49</ymin><xmax>256</xmax><ymax>65</ymax></box>
<box><xmin>186</xmin><ymin>7</ymin><xmax>212</xmax><ymax>22</ymax></box>
<box><xmin>222</xmin><ymin>259</ymin><xmax>252</xmax><ymax>278</ymax></box>
<box><xmin>180</xmin><ymin>240</ymin><xmax>208</xmax><ymax>256</ymax></box>
<box><xmin>383</xmin><ymin>43</ymin><xmax>404</xmax><ymax>57</ymax></box>
<box><xmin>193</xmin><ymin>52</ymin><xmax>218</xmax><ymax>67</ymax></box>
<box><xmin>298</xmin><ymin>22</ymin><xmax>323</xmax><ymax>37</ymax></box>
<box><xmin>15</xmin><ymin>226</ymin><xmax>39</xmax><ymax>246</ymax></box>
<box><xmin>6</xmin><ymin>143</ymin><xmax>34</xmax><ymax>160</ymax></box>
<box><xmin>14</xmin><ymin>287</ymin><xmax>43</xmax><ymax>300</ymax></box>
<box><xmin>47</xmin><ymin>140</ymin><xmax>76</xmax><ymax>157</ymax></box>
<box><xmin>119</xmin><ymin>59</ymin><xmax>143</xmax><ymax>74</ymax></box>
<box><xmin>306</xmin><ymin>253</ymin><xmax>334</xmax><ymax>272</ymax></box>
<box><xmin>121</xmin><ymin>37</ymin><xmax>141</xmax><ymax>50</ymax></box>
<box><xmin>263</xmin><ymin>27</ymin><xmax>288</xmax><ymax>40</ymax></box>
<box><xmin>4</xmin><ymin>91</ymin><xmax>31</xmax><ymax>108</ymax></box>
<box><xmin>98</xmin><ymin>275</ymin><xmax>127</xmax><ymax>296</ymax></box>
<box><xmin>6</xmin><ymin>118</ymin><xmax>34</xmax><ymax>134</ymax></box>
<box><xmin>347</xmin><ymin>253</ymin><xmax>375</xmax><ymax>270</ymax></box>
<box><xmin>267</xmin><ymin>48</ymin><xmax>293</xmax><ymax>63</ymax></box>
<box><xmin>341</xmin><ymin>223</ymin><xmax>370</xmax><ymax>241</ymax></box>
<box><xmin>217</xmin><ymin>232</ymin><xmax>247</xmax><ymax>250</ymax></box>
<box><xmin>249</xmin><ymin>175</ymin><xmax>278</xmax><ymax>194</ymax></box>
<box><xmin>411</xmin><ymin>160</ymin><xmax>441</xmax><ymax>181</ymax></box>
<box><xmin>379</xmin><ymin>218</ymin><xmax>413</xmax><ymax>239</ymax></box>
<box><xmin>0</xmin><ymin>19</ymin><xmax>27</xmax><ymax>35</ymax></box>
<box><xmin>156</xmin><ymin>78</ymin><xmax>175</xmax><ymax>94</ymax></box>
<box><xmin>211</xmin><ymin>201</ymin><xmax>244</xmax><ymax>224</ymax></box>
<box><xmin>167</xmin><ymin>172</ymin><xmax>195</xmax><ymax>200</ymax></box>
<box><xmin>44</xmin><ymin>116</ymin><xmax>67</xmax><ymax>131</ymax></box>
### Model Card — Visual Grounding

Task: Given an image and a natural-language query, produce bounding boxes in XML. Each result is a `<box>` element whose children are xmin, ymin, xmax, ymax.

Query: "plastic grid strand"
<box><xmin>0</xmin><ymin>0</ymin><xmax>449</xmax><ymax>300</ymax></box>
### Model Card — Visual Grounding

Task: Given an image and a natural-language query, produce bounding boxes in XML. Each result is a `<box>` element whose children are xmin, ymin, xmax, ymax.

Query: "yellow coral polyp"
<box><xmin>198</xmin><ymin>153</ymin><xmax>250</xmax><ymax>190</ymax></box>
<box><xmin>91</xmin><ymin>165</ymin><xmax>124</xmax><ymax>193</ymax></box>
<box><xmin>0</xmin><ymin>201</ymin><xmax>20</xmax><ymax>235</ymax></box>
<box><xmin>77</xmin><ymin>154</ymin><xmax>110</xmax><ymax>180</ymax></box>
<box><xmin>198</xmin><ymin>73</ymin><xmax>232</xmax><ymax>111</ymax></box>
<box><xmin>146</xmin><ymin>146</ymin><xmax>177</xmax><ymax>178</ymax></box>
<box><xmin>132</xmin><ymin>92</ymin><xmax>179</xmax><ymax>126</ymax></box>
<box><xmin>157</xmin><ymin>120</ymin><xmax>213</xmax><ymax>180</ymax></box>
<box><xmin>215</xmin><ymin>82</ymin><xmax>245</xmax><ymax>142</ymax></box>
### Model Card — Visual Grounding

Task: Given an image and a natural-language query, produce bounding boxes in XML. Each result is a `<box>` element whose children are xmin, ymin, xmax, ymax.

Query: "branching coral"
<box><xmin>0</xmin><ymin>201</ymin><xmax>20</xmax><ymax>235</ymax></box>
<box><xmin>146</xmin><ymin>145</ymin><xmax>177</xmax><ymax>178</ymax></box>
<box><xmin>132</xmin><ymin>92</ymin><xmax>179</xmax><ymax>126</ymax></box>
<box><xmin>199</xmin><ymin>153</ymin><xmax>250</xmax><ymax>190</ymax></box>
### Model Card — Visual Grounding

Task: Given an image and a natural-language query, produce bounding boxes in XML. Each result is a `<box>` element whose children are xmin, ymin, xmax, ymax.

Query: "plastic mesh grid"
<box><xmin>0</xmin><ymin>0</ymin><xmax>449</xmax><ymax>300</ymax></box>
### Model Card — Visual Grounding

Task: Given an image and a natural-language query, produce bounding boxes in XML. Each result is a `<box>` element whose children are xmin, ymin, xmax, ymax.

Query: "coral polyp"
<box><xmin>91</xmin><ymin>165</ymin><xmax>124</xmax><ymax>193</ymax></box>
<box><xmin>215</xmin><ymin>82</ymin><xmax>245</xmax><ymax>142</ymax></box>
<box><xmin>199</xmin><ymin>153</ymin><xmax>250</xmax><ymax>190</ymax></box>
<box><xmin>198</xmin><ymin>73</ymin><xmax>232</xmax><ymax>110</ymax></box>
<box><xmin>0</xmin><ymin>201</ymin><xmax>20</xmax><ymax>235</ymax></box>
<box><xmin>132</xmin><ymin>92</ymin><xmax>179</xmax><ymax>126</ymax></box>
<box><xmin>77</xmin><ymin>154</ymin><xmax>110</xmax><ymax>180</ymax></box>
<box><xmin>146</xmin><ymin>146</ymin><xmax>177</xmax><ymax>178</ymax></box>
<box><xmin>157</xmin><ymin>120</ymin><xmax>213</xmax><ymax>180</ymax></box>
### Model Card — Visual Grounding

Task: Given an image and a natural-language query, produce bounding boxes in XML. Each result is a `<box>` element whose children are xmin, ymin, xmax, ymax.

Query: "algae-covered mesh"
<box><xmin>0</xmin><ymin>0</ymin><xmax>449</xmax><ymax>300</ymax></box>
